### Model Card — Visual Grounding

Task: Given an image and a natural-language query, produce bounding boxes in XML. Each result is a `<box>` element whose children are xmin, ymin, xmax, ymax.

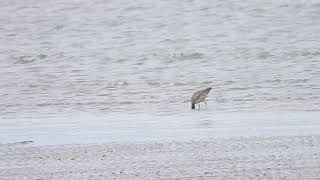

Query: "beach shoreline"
<box><xmin>1</xmin><ymin>135</ymin><xmax>320</xmax><ymax>180</ymax></box>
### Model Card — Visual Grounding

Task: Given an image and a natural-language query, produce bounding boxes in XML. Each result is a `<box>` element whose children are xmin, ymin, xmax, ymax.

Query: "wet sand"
<box><xmin>1</xmin><ymin>135</ymin><xmax>320</xmax><ymax>180</ymax></box>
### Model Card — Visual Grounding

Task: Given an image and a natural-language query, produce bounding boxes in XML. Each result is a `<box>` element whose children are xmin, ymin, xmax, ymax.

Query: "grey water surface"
<box><xmin>1</xmin><ymin>0</ymin><xmax>320</xmax><ymax>144</ymax></box>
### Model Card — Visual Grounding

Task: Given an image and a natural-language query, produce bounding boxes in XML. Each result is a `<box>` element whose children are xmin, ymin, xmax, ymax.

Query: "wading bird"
<box><xmin>191</xmin><ymin>87</ymin><xmax>212</xmax><ymax>109</ymax></box>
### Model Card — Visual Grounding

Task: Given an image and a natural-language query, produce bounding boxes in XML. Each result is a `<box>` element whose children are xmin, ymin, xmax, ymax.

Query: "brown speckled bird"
<box><xmin>191</xmin><ymin>87</ymin><xmax>212</xmax><ymax>109</ymax></box>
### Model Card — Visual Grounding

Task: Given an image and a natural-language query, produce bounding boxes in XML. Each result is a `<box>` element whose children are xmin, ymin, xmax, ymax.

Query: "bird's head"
<box><xmin>206</xmin><ymin>87</ymin><xmax>212</xmax><ymax>92</ymax></box>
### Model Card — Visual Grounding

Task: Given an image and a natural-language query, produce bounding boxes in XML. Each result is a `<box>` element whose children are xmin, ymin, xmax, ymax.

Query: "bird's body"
<box><xmin>191</xmin><ymin>87</ymin><xmax>212</xmax><ymax>109</ymax></box>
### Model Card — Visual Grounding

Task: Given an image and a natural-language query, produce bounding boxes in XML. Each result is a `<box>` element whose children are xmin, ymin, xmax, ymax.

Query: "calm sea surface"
<box><xmin>1</xmin><ymin>0</ymin><xmax>320</xmax><ymax>144</ymax></box>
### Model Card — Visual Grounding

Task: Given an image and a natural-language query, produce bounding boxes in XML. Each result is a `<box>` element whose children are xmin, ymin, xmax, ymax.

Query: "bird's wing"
<box><xmin>191</xmin><ymin>91</ymin><xmax>201</xmax><ymax>103</ymax></box>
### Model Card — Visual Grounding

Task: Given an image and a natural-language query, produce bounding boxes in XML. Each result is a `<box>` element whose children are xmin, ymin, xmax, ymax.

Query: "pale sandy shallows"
<box><xmin>1</xmin><ymin>136</ymin><xmax>320</xmax><ymax>180</ymax></box>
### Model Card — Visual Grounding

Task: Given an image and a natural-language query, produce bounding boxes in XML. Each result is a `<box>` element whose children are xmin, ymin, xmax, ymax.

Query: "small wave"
<box><xmin>233</xmin><ymin>98</ymin><xmax>256</xmax><ymax>102</ymax></box>
<box><xmin>289</xmin><ymin>79</ymin><xmax>309</xmax><ymax>83</ymax></box>
<box><xmin>265</xmin><ymin>97</ymin><xmax>279</xmax><ymax>101</ymax></box>
<box><xmin>135</xmin><ymin>62</ymin><xmax>144</xmax><ymax>66</ymax></box>
<box><xmin>13</xmin><ymin>54</ymin><xmax>47</xmax><ymax>64</ymax></box>
<box><xmin>282</xmin><ymin>51</ymin><xmax>320</xmax><ymax>58</ymax></box>
<box><xmin>147</xmin><ymin>82</ymin><xmax>160</xmax><ymax>86</ymax></box>
<box><xmin>257</xmin><ymin>51</ymin><xmax>273</xmax><ymax>59</ymax></box>
<box><xmin>54</xmin><ymin>24</ymin><xmax>64</xmax><ymax>30</ymax></box>
<box><xmin>172</xmin><ymin>82</ymin><xmax>187</xmax><ymax>86</ymax></box>
<box><xmin>173</xmin><ymin>52</ymin><xmax>204</xmax><ymax>60</ymax></box>
<box><xmin>97</xmin><ymin>93</ymin><xmax>111</xmax><ymax>97</ymax></box>
<box><xmin>13</xmin><ymin>55</ymin><xmax>36</xmax><ymax>64</ymax></box>
<box><xmin>202</xmin><ymin>81</ymin><xmax>212</xmax><ymax>85</ymax></box>
<box><xmin>264</xmin><ymin>79</ymin><xmax>309</xmax><ymax>84</ymax></box>
<box><xmin>125</xmin><ymin>5</ymin><xmax>151</xmax><ymax>11</ymax></box>
<box><xmin>7</xmin><ymin>33</ymin><xmax>17</xmax><ymax>37</ymax></box>
<box><xmin>37</xmin><ymin>54</ymin><xmax>48</xmax><ymax>59</ymax></box>
<box><xmin>301</xmin><ymin>51</ymin><xmax>320</xmax><ymax>56</ymax></box>
<box><xmin>215</xmin><ymin>33</ymin><xmax>227</xmax><ymax>37</ymax></box>
<box><xmin>229</xmin><ymin>87</ymin><xmax>249</xmax><ymax>91</ymax></box>
<box><xmin>111</xmin><ymin>81</ymin><xmax>129</xmax><ymax>86</ymax></box>
<box><xmin>265</xmin><ymin>79</ymin><xmax>282</xmax><ymax>83</ymax></box>
<box><xmin>119</xmin><ymin>101</ymin><xmax>135</xmax><ymax>105</ymax></box>
<box><xmin>222</xmin><ymin>80</ymin><xmax>236</xmax><ymax>85</ymax></box>
<box><xmin>2</xmin><ymin>141</ymin><xmax>34</xmax><ymax>146</ymax></box>
<box><xmin>116</xmin><ymin>59</ymin><xmax>127</xmax><ymax>63</ymax></box>
<box><xmin>159</xmin><ymin>38</ymin><xmax>175</xmax><ymax>43</ymax></box>
<box><xmin>37</xmin><ymin>102</ymin><xmax>69</xmax><ymax>107</ymax></box>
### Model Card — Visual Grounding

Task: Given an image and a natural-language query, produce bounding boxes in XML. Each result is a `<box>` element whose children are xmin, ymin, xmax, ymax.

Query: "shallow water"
<box><xmin>1</xmin><ymin>111</ymin><xmax>320</xmax><ymax>145</ymax></box>
<box><xmin>1</xmin><ymin>0</ymin><xmax>320</xmax><ymax>144</ymax></box>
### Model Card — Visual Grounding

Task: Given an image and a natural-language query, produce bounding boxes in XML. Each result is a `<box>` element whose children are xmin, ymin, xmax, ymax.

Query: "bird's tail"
<box><xmin>191</xmin><ymin>103</ymin><xmax>195</xmax><ymax>109</ymax></box>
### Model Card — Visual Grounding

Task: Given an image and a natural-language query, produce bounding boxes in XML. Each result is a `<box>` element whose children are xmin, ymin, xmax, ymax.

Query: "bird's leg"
<box><xmin>204</xmin><ymin>101</ymin><xmax>207</xmax><ymax>109</ymax></box>
<box><xmin>198</xmin><ymin>103</ymin><xmax>201</xmax><ymax>109</ymax></box>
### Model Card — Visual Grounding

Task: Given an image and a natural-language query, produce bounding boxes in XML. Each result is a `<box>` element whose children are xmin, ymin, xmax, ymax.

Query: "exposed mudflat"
<box><xmin>1</xmin><ymin>135</ymin><xmax>320</xmax><ymax>180</ymax></box>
